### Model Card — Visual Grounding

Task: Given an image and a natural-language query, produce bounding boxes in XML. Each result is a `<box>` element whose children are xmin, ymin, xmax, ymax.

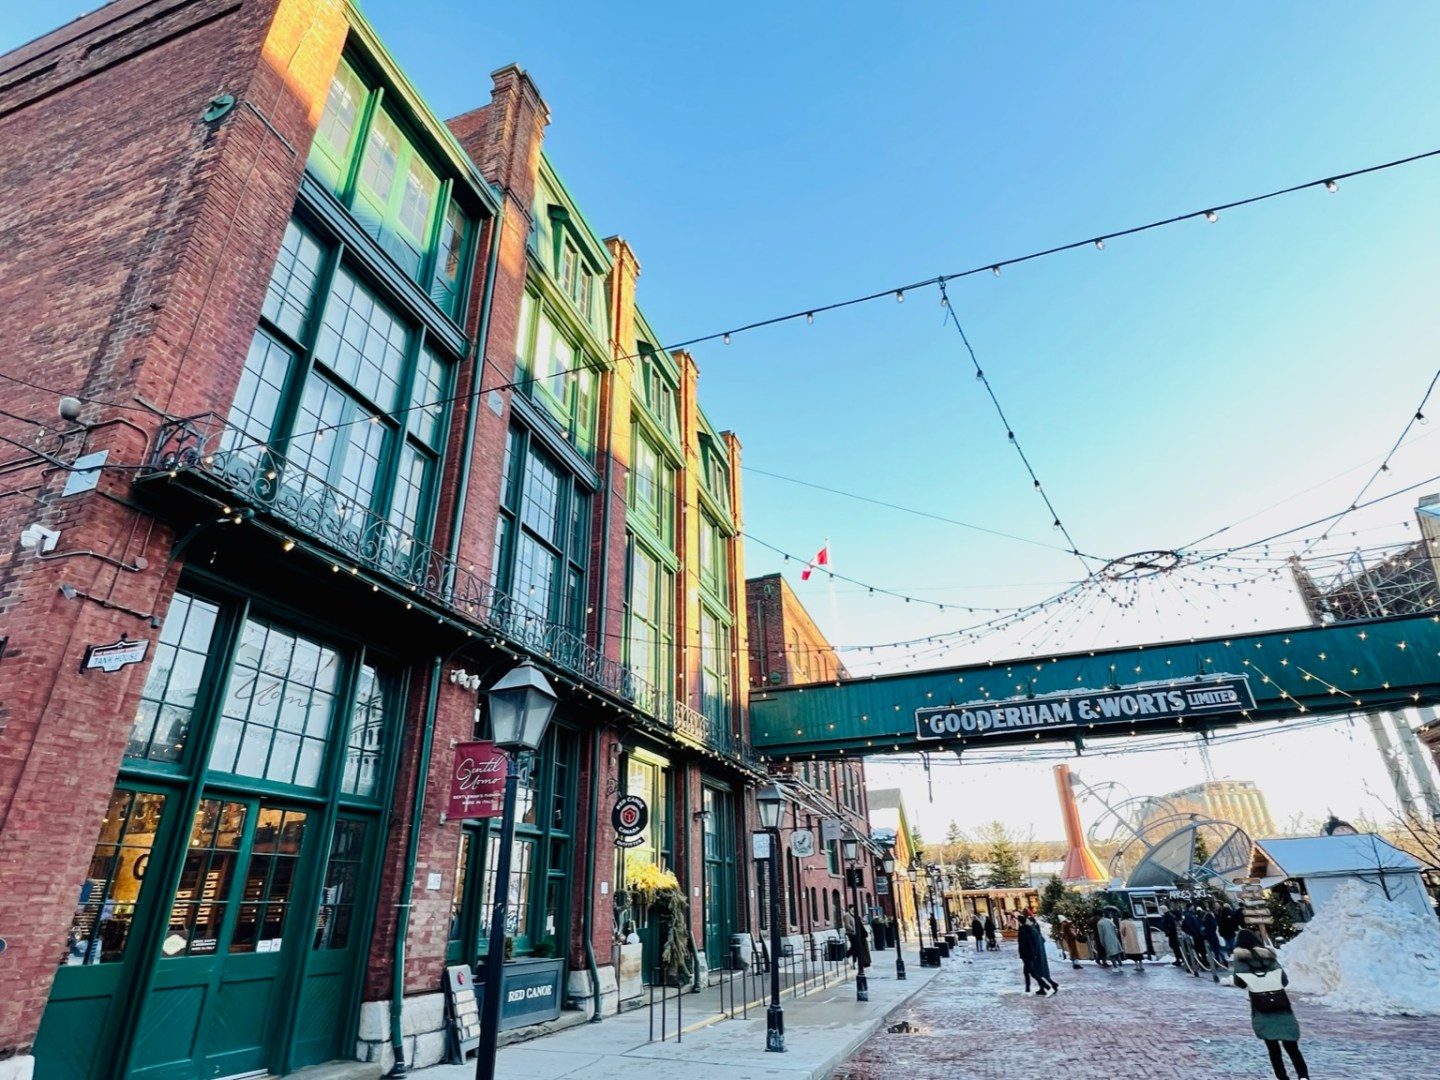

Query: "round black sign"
<box><xmin>612</xmin><ymin>794</ymin><xmax>649</xmax><ymax>846</ymax></box>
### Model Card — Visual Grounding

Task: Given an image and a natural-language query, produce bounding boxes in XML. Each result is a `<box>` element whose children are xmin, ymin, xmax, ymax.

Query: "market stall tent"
<box><xmin>1249</xmin><ymin>834</ymin><xmax>1433</xmax><ymax>919</ymax></box>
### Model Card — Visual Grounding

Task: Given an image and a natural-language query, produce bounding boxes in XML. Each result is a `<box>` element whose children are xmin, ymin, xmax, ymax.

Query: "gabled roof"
<box><xmin>1250</xmin><ymin>834</ymin><xmax>1422</xmax><ymax>880</ymax></box>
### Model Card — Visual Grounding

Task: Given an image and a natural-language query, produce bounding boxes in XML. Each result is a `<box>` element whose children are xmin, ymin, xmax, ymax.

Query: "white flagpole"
<box><xmin>825</xmin><ymin>537</ymin><xmax>841</xmax><ymax>671</ymax></box>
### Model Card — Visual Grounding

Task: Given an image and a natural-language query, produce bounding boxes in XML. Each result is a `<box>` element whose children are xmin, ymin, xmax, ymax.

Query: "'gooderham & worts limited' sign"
<box><xmin>914</xmin><ymin>675</ymin><xmax>1256</xmax><ymax>740</ymax></box>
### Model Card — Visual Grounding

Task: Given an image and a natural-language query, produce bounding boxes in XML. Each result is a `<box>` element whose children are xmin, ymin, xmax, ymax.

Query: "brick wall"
<box><xmin>0</xmin><ymin>0</ymin><xmax>348</xmax><ymax>1053</ymax></box>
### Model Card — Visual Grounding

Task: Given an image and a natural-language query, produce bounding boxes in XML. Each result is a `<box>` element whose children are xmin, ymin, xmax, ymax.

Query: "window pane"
<box><xmin>519</xmin><ymin>450</ymin><xmax>561</xmax><ymax>544</ymax></box>
<box><xmin>342</xmin><ymin>665</ymin><xmax>387</xmax><ymax>799</ymax></box>
<box><xmin>164</xmin><ymin>801</ymin><xmax>248</xmax><ymax>958</ymax></box>
<box><xmin>261</xmin><ymin>219</ymin><xmax>325</xmax><ymax>343</ymax></box>
<box><xmin>64</xmin><ymin>791</ymin><xmax>168</xmax><ymax>966</ymax></box>
<box><xmin>309</xmin><ymin>59</ymin><xmax>366</xmax><ymax>191</ymax></box>
<box><xmin>513</xmin><ymin>533</ymin><xmax>556</xmax><ymax>618</ymax></box>
<box><xmin>211</xmin><ymin>620</ymin><xmax>338</xmax><ymax>787</ymax></box>
<box><xmin>231</xmin><ymin>809</ymin><xmax>308</xmax><ymax>954</ymax></box>
<box><xmin>127</xmin><ymin>593</ymin><xmax>220</xmax><ymax>763</ymax></box>
<box><xmin>430</xmin><ymin>201</ymin><xmax>471</xmax><ymax>318</ymax></box>
<box><xmin>222</xmin><ymin>331</ymin><xmax>294</xmax><ymax>464</ymax></box>
<box><xmin>357</xmin><ymin>110</ymin><xmax>400</xmax><ymax>210</ymax></box>
<box><xmin>398</xmin><ymin>154</ymin><xmax>438</xmax><ymax>242</ymax></box>
<box><xmin>314</xmin><ymin>267</ymin><xmax>408</xmax><ymax>412</ymax></box>
<box><xmin>408</xmin><ymin>345</ymin><xmax>448</xmax><ymax>448</ymax></box>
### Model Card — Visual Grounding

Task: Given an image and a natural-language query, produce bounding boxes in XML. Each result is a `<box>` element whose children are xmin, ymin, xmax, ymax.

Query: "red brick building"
<box><xmin>0</xmin><ymin>3</ymin><xmax>761</xmax><ymax>1077</ymax></box>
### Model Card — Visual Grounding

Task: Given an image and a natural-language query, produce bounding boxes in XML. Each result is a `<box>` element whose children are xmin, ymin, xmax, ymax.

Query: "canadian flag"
<box><xmin>801</xmin><ymin>543</ymin><xmax>829</xmax><ymax>581</ymax></box>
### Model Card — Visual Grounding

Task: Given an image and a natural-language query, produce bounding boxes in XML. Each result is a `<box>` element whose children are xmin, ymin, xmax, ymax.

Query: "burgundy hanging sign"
<box><xmin>446</xmin><ymin>741</ymin><xmax>507</xmax><ymax>820</ymax></box>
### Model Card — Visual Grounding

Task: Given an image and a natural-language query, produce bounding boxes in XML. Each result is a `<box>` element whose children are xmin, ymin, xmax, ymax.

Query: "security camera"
<box><xmin>58</xmin><ymin>396</ymin><xmax>83</xmax><ymax>422</ymax></box>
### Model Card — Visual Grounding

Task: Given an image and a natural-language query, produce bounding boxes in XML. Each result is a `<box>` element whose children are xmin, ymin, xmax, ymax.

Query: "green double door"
<box><xmin>701</xmin><ymin>786</ymin><xmax>737</xmax><ymax>970</ymax></box>
<box><xmin>38</xmin><ymin>790</ymin><xmax>374</xmax><ymax>1079</ymax></box>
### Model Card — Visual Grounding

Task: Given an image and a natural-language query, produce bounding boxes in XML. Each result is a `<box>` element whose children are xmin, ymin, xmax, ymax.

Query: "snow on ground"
<box><xmin>1280</xmin><ymin>878</ymin><xmax>1440</xmax><ymax>1015</ymax></box>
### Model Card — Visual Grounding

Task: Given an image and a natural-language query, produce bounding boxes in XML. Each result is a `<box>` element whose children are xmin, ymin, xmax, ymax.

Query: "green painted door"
<box><xmin>130</xmin><ymin>798</ymin><xmax>311</xmax><ymax>1079</ymax></box>
<box><xmin>701</xmin><ymin>786</ymin><xmax>736</xmax><ymax>969</ymax></box>
<box><xmin>290</xmin><ymin>815</ymin><xmax>375</xmax><ymax>1068</ymax></box>
<box><xmin>35</xmin><ymin>789</ymin><xmax>178</xmax><ymax>1080</ymax></box>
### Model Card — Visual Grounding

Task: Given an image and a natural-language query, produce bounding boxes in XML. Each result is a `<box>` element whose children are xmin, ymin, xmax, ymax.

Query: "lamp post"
<box><xmin>475</xmin><ymin>661</ymin><xmax>558</xmax><ymax>1080</ymax></box>
<box><xmin>926</xmin><ymin>864</ymin><xmax>942</xmax><ymax>948</ymax></box>
<box><xmin>755</xmin><ymin>783</ymin><xmax>786</xmax><ymax>1053</ymax></box>
<box><xmin>841</xmin><ymin>831</ymin><xmax>869</xmax><ymax>1002</ymax></box>
<box><xmin>906</xmin><ymin>865</ymin><xmax>925</xmax><ymax>950</ymax></box>
<box><xmin>883</xmin><ymin>848</ymin><xmax>905</xmax><ymax>981</ymax></box>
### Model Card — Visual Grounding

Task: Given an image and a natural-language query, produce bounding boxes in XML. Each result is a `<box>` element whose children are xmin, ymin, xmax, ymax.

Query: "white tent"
<box><xmin>1250</xmin><ymin>834</ymin><xmax>1433</xmax><ymax>919</ymax></box>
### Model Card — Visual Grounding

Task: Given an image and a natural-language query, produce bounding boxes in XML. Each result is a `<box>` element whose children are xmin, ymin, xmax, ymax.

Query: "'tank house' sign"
<box><xmin>915</xmin><ymin>675</ymin><xmax>1256</xmax><ymax>743</ymax></box>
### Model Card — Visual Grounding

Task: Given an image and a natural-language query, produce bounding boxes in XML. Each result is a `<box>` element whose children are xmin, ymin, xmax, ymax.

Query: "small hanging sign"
<box><xmin>446</xmin><ymin>742</ymin><xmax>507</xmax><ymax>820</ymax></box>
<box><xmin>789</xmin><ymin>830</ymin><xmax>816</xmax><ymax>858</ymax></box>
<box><xmin>612</xmin><ymin>794</ymin><xmax>648</xmax><ymax>848</ymax></box>
<box><xmin>82</xmin><ymin>637</ymin><xmax>149</xmax><ymax>674</ymax></box>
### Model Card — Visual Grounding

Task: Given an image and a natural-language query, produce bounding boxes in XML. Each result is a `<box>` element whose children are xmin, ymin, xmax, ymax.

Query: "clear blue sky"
<box><xmin>7</xmin><ymin>1</ymin><xmax>1440</xmax><ymax>836</ymax></box>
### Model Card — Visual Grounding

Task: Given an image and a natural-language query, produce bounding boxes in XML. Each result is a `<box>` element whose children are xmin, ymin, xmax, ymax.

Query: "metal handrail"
<box><xmin>143</xmin><ymin>412</ymin><xmax>759</xmax><ymax>770</ymax></box>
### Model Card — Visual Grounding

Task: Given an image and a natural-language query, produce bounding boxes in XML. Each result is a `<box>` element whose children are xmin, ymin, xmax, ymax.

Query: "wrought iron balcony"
<box><xmin>141</xmin><ymin>412</ymin><xmax>758</xmax><ymax>770</ymax></box>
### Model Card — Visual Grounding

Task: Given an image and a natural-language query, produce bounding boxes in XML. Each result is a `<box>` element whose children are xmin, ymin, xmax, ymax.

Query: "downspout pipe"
<box><xmin>388</xmin><ymin>658</ymin><xmax>443</xmax><ymax>1075</ymax></box>
<box><xmin>445</xmin><ymin>198</ymin><xmax>506</xmax><ymax>569</ymax></box>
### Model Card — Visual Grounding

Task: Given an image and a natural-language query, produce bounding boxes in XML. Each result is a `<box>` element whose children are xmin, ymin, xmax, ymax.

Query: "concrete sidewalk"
<box><xmin>413</xmin><ymin>954</ymin><xmax>942</xmax><ymax>1080</ymax></box>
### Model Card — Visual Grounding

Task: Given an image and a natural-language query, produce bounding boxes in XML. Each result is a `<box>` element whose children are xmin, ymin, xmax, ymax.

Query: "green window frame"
<box><xmin>628</xmin><ymin>429</ymin><xmax>674</xmax><ymax>545</ymax></box>
<box><xmin>514</xmin><ymin>291</ymin><xmax>599</xmax><ymax>460</ymax></box>
<box><xmin>126</xmin><ymin>593</ymin><xmax>221</xmax><ymax>766</ymax></box>
<box><xmin>223</xmin><ymin>217</ymin><xmax>454</xmax><ymax>558</ymax></box>
<box><xmin>698</xmin><ymin>512</ymin><xmax>729</xmax><ymax>606</ymax></box>
<box><xmin>698</xmin><ymin>605</ymin><xmax>732</xmax><ymax>729</ymax></box>
<box><xmin>307</xmin><ymin>55</ymin><xmax>474</xmax><ymax>321</ymax></box>
<box><xmin>633</xmin><ymin>349</ymin><xmax>678</xmax><ymax>439</ymax></box>
<box><xmin>492</xmin><ymin>426</ymin><xmax>591</xmax><ymax>633</ymax></box>
<box><xmin>624</xmin><ymin>536</ymin><xmax>674</xmax><ymax>710</ymax></box>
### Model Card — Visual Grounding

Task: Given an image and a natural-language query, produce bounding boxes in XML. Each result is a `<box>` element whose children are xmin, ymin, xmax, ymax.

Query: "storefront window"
<box><xmin>64</xmin><ymin>790</ymin><xmax>167</xmax><ymax>965</ymax></box>
<box><xmin>165</xmin><ymin>800</ymin><xmax>248</xmax><ymax>958</ymax></box>
<box><xmin>127</xmin><ymin>594</ymin><xmax>219</xmax><ymax>763</ymax></box>
<box><xmin>313</xmin><ymin>819</ymin><xmax>368</xmax><ymax>950</ymax></box>
<box><xmin>341</xmin><ymin>665</ymin><xmax>387</xmax><ymax>798</ymax></box>
<box><xmin>211</xmin><ymin>620</ymin><xmax>340</xmax><ymax>787</ymax></box>
<box><xmin>231</xmin><ymin>808</ymin><xmax>308</xmax><ymax>954</ymax></box>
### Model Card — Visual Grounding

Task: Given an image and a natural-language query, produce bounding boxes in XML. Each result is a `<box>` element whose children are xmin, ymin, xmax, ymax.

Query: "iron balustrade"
<box><xmin>143</xmin><ymin>412</ymin><xmax>758</xmax><ymax>770</ymax></box>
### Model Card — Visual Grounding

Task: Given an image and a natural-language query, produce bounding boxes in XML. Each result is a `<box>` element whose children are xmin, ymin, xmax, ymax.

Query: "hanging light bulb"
<box><xmin>722</xmin><ymin>333</ymin><xmax>731</xmax><ymax>345</ymax></box>
<box><xmin>990</xmin><ymin>265</ymin><xmax>1001</xmax><ymax>277</ymax></box>
<box><xmin>1325</xmin><ymin>179</ymin><xmax>1338</xmax><ymax>193</ymax></box>
<box><xmin>1093</xmin><ymin>238</ymin><xmax>1105</xmax><ymax>250</ymax></box>
<box><xmin>895</xmin><ymin>290</ymin><xmax>904</xmax><ymax>303</ymax></box>
<box><xmin>805</xmin><ymin>312</ymin><xmax>814</xmax><ymax>324</ymax></box>
<box><xmin>1205</xmin><ymin>210</ymin><xmax>1218</xmax><ymax>223</ymax></box>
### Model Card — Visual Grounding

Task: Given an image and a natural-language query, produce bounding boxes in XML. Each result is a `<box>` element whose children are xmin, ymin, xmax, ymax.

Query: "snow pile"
<box><xmin>1279</xmin><ymin>878</ymin><xmax>1440</xmax><ymax>1015</ymax></box>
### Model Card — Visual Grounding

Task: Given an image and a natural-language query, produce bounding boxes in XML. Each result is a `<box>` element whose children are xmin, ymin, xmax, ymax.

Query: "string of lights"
<box><xmin>940</xmin><ymin>281</ymin><xmax>1094</xmax><ymax>566</ymax></box>
<box><xmin>110</xmin><ymin>145</ymin><xmax>1440</xmax><ymax>465</ymax></box>
<box><xmin>1298</xmin><ymin>366</ymin><xmax>1440</xmax><ymax>556</ymax></box>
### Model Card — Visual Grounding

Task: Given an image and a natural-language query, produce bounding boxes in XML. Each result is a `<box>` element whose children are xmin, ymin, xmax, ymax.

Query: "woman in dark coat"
<box><xmin>1017</xmin><ymin>915</ymin><xmax>1058</xmax><ymax>995</ymax></box>
<box><xmin>970</xmin><ymin>913</ymin><xmax>985</xmax><ymax>952</ymax></box>
<box><xmin>1232</xmin><ymin>929</ymin><xmax>1308</xmax><ymax>1080</ymax></box>
<box><xmin>983</xmin><ymin>912</ymin><xmax>997</xmax><ymax>951</ymax></box>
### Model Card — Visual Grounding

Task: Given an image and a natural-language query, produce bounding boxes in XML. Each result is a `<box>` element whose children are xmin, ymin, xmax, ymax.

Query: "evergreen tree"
<box><xmin>945</xmin><ymin>820</ymin><xmax>963</xmax><ymax>846</ymax></box>
<box><xmin>980</xmin><ymin>825</ymin><xmax>1026</xmax><ymax>889</ymax></box>
<box><xmin>955</xmin><ymin>849</ymin><xmax>979</xmax><ymax>890</ymax></box>
<box><xmin>1192</xmin><ymin>830</ymin><xmax>1211</xmax><ymax>868</ymax></box>
<box><xmin>1039</xmin><ymin>875</ymin><xmax>1066</xmax><ymax>919</ymax></box>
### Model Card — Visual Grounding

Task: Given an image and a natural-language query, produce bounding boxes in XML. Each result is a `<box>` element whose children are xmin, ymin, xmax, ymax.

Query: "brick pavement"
<box><xmin>829</xmin><ymin>943</ymin><xmax>1440</xmax><ymax>1080</ymax></box>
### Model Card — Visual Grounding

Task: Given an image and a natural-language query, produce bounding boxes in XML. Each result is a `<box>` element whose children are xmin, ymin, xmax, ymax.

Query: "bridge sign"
<box><xmin>914</xmin><ymin>676</ymin><xmax>1256</xmax><ymax>741</ymax></box>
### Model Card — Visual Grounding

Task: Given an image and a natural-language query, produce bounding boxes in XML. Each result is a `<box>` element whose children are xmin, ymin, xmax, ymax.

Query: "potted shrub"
<box><xmin>627</xmin><ymin>859</ymin><xmax>693</xmax><ymax>985</ymax></box>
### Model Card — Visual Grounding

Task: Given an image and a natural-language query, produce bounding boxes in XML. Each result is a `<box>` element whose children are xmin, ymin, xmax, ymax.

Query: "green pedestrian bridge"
<box><xmin>750</xmin><ymin>611</ymin><xmax>1440</xmax><ymax>760</ymax></box>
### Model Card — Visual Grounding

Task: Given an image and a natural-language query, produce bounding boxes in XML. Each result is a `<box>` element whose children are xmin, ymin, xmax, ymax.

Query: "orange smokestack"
<box><xmin>1054</xmin><ymin>764</ymin><xmax>1108</xmax><ymax>884</ymax></box>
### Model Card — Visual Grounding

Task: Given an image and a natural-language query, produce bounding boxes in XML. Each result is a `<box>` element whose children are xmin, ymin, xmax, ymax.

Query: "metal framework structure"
<box><xmin>1290</xmin><ymin>541</ymin><xmax>1439</xmax><ymax>623</ymax></box>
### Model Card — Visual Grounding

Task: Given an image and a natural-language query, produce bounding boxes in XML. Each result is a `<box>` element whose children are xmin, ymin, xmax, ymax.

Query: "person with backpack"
<box><xmin>1232</xmin><ymin>929</ymin><xmax>1309</xmax><ymax>1080</ymax></box>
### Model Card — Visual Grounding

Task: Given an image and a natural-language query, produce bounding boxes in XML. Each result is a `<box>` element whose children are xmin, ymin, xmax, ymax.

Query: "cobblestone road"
<box><xmin>831</xmin><ymin>942</ymin><xmax>1440</xmax><ymax>1079</ymax></box>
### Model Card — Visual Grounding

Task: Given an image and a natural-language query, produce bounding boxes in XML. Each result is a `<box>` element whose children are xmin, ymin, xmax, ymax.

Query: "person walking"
<box><xmin>1218</xmin><ymin>901</ymin><xmax>1242</xmax><ymax>955</ymax></box>
<box><xmin>1181</xmin><ymin>904</ymin><xmax>1209</xmax><ymax>966</ymax></box>
<box><xmin>971</xmin><ymin>913</ymin><xmax>985</xmax><ymax>953</ymax></box>
<box><xmin>1118</xmin><ymin>912</ymin><xmax>1145</xmax><ymax>969</ymax></box>
<box><xmin>1060</xmin><ymin>916</ymin><xmax>1083</xmax><ymax>969</ymax></box>
<box><xmin>1096</xmin><ymin>909</ymin><xmax>1123</xmax><ymax>969</ymax></box>
<box><xmin>1232</xmin><ymin>929</ymin><xmax>1309</xmax><ymax>1080</ymax></box>
<box><xmin>1203</xmin><ymin>902</ymin><xmax>1227</xmax><ymax>965</ymax></box>
<box><xmin>1017</xmin><ymin>915</ymin><xmax>1058</xmax><ymax>995</ymax></box>
<box><xmin>1162</xmin><ymin>905</ymin><xmax>1182</xmax><ymax>966</ymax></box>
<box><xmin>843</xmin><ymin>905</ymin><xmax>872</xmax><ymax>971</ymax></box>
<box><xmin>983</xmin><ymin>912</ymin><xmax>998</xmax><ymax>951</ymax></box>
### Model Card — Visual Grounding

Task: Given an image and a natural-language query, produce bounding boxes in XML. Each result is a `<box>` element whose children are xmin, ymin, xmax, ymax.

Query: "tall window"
<box><xmin>625</xmin><ymin>538</ymin><xmax>674</xmax><ymax>708</ymax></box>
<box><xmin>699</xmin><ymin>608</ymin><xmax>731</xmax><ymax>728</ymax></box>
<box><xmin>633</xmin><ymin>350</ymin><xmax>678</xmax><ymax>438</ymax></box>
<box><xmin>698</xmin><ymin>513</ymin><xmax>729</xmax><ymax>605</ymax></box>
<box><xmin>629</xmin><ymin>430</ymin><xmax>674</xmax><ymax>545</ymax></box>
<box><xmin>224</xmin><ymin>218</ymin><xmax>453</xmax><ymax>555</ymax></box>
<box><xmin>515</xmin><ymin>292</ymin><xmax>599</xmax><ymax>460</ymax></box>
<box><xmin>493</xmin><ymin>427</ymin><xmax>590</xmax><ymax>632</ymax></box>
<box><xmin>307</xmin><ymin>57</ymin><xmax>473</xmax><ymax>320</ymax></box>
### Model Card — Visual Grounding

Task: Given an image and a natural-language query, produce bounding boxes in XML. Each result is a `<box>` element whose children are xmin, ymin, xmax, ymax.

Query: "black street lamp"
<box><xmin>883</xmin><ymin>847</ymin><xmax>905</xmax><ymax>981</ymax></box>
<box><xmin>906</xmin><ymin>864</ymin><xmax>925</xmax><ymax>950</ymax></box>
<box><xmin>756</xmin><ymin>783</ymin><xmax>786</xmax><ymax>1053</ymax></box>
<box><xmin>841</xmin><ymin>831</ymin><xmax>869</xmax><ymax>1002</ymax></box>
<box><xmin>475</xmin><ymin>661</ymin><xmax>558</xmax><ymax>1080</ymax></box>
